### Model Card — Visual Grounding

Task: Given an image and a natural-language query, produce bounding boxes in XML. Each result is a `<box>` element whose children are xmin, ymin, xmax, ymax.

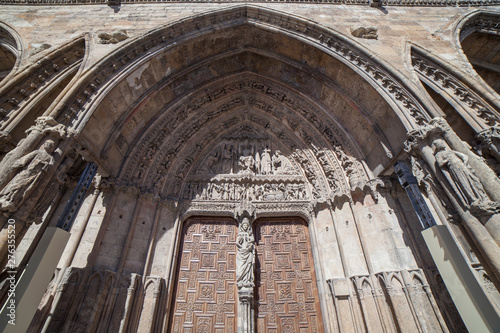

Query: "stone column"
<box><xmin>237</xmin><ymin>287</ymin><xmax>254</xmax><ymax>333</ymax></box>
<box><xmin>405</xmin><ymin>124</ymin><xmax>500</xmax><ymax>281</ymax></box>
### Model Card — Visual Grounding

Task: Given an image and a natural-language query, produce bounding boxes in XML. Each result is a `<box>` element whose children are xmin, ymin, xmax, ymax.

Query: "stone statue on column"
<box><xmin>0</xmin><ymin>139</ymin><xmax>56</xmax><ymax>214</ymax></box>
<box><xmin>234</xmin><ymin>201</ymin><xmax>256</xmax><ymax>333</ymax></box>
<box><xmin>236</xmin><ymin>216</ymin><xmax>255</xmax><ymax>288</ymax></box>
<box><xmin>0</xmin><ymin>117</ymin><xmax>71</xmax><ymax>191</ymax></box>
<box><xmin>433</xmin><ymin>139</ymin><xmax>498</xmax><ymax>213</ymax></box>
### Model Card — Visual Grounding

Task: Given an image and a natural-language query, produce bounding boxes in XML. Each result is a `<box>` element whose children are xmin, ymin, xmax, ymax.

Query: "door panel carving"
<box><xmin>255</xmin><ymin>218</ymin><xmax>323</xmax><ymax>333</ymax></box>
<box><xmin>170</xmin><ymin>218</ymin><xmax>238</xmax><ymax>333</ymax></box>
<box><xmin>170</xmin><ymin>217</ymin><xmax>323</xmax><ymax>333</ymax></box>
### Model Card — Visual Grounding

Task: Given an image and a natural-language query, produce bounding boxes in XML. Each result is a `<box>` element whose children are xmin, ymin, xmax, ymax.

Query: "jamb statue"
<box><xmin>433</xmin><ymin>139</ymin><xmax>490</xmax><ymax>208</ymax></box>
<box><xmin>0</xmin><ymin>139</ymin><xmax>56</xmax><ymax>214</ymax></box>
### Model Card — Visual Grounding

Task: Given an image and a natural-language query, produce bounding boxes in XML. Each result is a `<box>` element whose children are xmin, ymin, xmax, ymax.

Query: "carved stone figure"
<box><xmin>238</xmin><ymin>142</ymin><xmax>255</xmax><ymax>173</ymax></box>
<box><xmin>350</xmin><ymin>27</ymin><xmax>378</xmax><ymax>39</ymax></box>
<box><xmin>0</xmin><ymin>140</ymin><xmax>56</xmax><ymax>213</ymax></box>
<box><xmin>222</xmin><ymin>144</ymin><xmax>233</xmax><ymax>174</ymax></box>
<box><xmin>272</xmin><ymin>150</ymin><xmax>294</xmax><ymax>175</ymax></box>
<box><xmin>260</xmin><ymin>148</ymin><xmax>272</xmax><ymax>175</ymax></box>
<box><xmin>0</xmin><ymin>131</ymin><xmax>12</xmax><ymax>153</ymax></box>
<box><xmin>433</xmin><ymin>139</ymin><xmax>490</xmax><ymax>208</ymax></box>
<box><xmin>255</xmin><ymin>151</ymin><xmax>261</xmax><ymax>175</ymax></box>
<box><xmin>199</xmin><ymin>150</ymin><xmax>220</xmax><ymax>174</ymax></box>
<box><xmin>98</xmin><ymin>30</ymin><xmax>128</xmax><ymax>44</ymax></box>
<box><xmin>236</xmin><ymin>217</ymin><xmax>255</xmax><ymax>288</ymax></box>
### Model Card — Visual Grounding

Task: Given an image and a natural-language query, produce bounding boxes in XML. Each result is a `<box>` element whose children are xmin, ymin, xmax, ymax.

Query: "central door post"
<box><xmin>235</xmin><ymin>206</ymin><xmax>256</xmax><ymax>333</ymax></box>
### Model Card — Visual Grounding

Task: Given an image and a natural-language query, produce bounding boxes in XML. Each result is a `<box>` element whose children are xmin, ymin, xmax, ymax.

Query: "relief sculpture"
<box><xmin>184</xmin><ymin>181</ymin><xmax>308</xmax><ymax>202</ymax></box>
<box><xmin>195</xmin><ymin>141</ymin><xmax>298</xmax><ymax>176</ymax></box>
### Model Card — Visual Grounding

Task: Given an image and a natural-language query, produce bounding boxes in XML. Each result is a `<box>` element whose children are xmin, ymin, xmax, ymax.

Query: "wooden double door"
<box><xmin>169</xmin><ymin>217</ymin><xmax>323</xmax><ymax>333</ymax></box>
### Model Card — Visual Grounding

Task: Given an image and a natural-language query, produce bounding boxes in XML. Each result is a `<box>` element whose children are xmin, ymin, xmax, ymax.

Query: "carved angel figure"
<box><xmin>0</xmin><ymin>140</ymin><xmax>56</xmax><ymax>213</ymax></box>
<box><xmin>236</xmin><ymin>217</ymin><xmax>255</xmax><ymax>288</ymax></box>
<box><xmin>433</xmin><ymin>139</ymin><xmax>490</xmax><ymax>207</ymax></box>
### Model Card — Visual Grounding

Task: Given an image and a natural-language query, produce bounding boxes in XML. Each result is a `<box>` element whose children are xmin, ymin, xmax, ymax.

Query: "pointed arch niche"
<box><xmin>459</xmin><ymin>11</ymin><xmax>500</xmax><ymax>95</ymax></box>
<box><xmin>0</xmin><ymin>22</ymin><xmax>21</xmax><ymax>84</ymax></box>
<box><xmin>32</xmin><ymin>5</ymin><xmax>460</xmax><ymax>333</ymax></box>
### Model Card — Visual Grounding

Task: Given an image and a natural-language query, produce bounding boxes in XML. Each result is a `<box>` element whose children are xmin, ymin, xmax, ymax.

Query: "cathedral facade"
<box><xmin>0</xmin><ymin>1</ymin><xmax>499</xmax><ymax>332</ymax></box>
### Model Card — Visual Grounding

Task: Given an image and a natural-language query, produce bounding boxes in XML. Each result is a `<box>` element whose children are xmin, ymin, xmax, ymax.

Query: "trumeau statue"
<box><xmin>236</xmin><ymin>217</ymin><xmax>255</xmax><ymax>288</ymax></box>
<box><xmin>0</xmin><ymin>139</ymin><xmax>56</xmax><ymax>214</ymax></box>
<box><xmin>433</xmin><ymin>139</ymin><xmax>491</xmax><ymax>209</ymax></box>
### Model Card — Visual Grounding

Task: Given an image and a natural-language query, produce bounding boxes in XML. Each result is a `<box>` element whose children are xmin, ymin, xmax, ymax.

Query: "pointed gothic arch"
<box><xmin>2</xmin><ymin>4</ymin><xmax>487</xmax><ymax>333</ymax></box>
<box><xmin>411</xmin><ymin>44</ymin><xmax>500</xmax><ymax>133</ymax></box>
<box><xmin>55</xmin><ymin>5</ymin><xmax>437</xmax><ymax>179</ymax></box>
<box><xmin>0</xmin><ymin>35</ymin><xmax>86</xmax><ymax>145</ymax></box>
<box><xmin>0</xmin><ymin>21</ymin><xmax>22</xmax><ymax>84</ymax></box>
<box><xmin>455</xmin><ymin>10</ymin><xmax>500</xmax><ymax>96</ymax></box>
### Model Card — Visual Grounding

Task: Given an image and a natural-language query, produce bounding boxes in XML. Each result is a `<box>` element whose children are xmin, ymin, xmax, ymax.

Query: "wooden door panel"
<box><xmin>170</xmin><ymin>218</ymin><xmax>238</xmax><ymax>333</ymax></box>
<box><xmin>255</xmin><ymin>218</ymin><xmax>323</xmax><ymax>333</ymax></box>
<box><xmin>170</xmin><ymin>217</ymin><xmax>324</xmax><ymax>333</ymax></box>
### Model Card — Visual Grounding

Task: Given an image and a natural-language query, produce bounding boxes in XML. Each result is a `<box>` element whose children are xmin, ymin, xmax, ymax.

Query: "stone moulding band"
<box><xmin>459</xmin><ymin>13</ymin><xmax>500</xmax><ymax>41</ymax></box>
<box><xmin>0</xmin><ymin>0</ymin><xmax>498</xmax><ymax>6</ymax></box>
<box><xmin>181</xmin><ymin>201</ymin><xmax>314</xmax><ymax>222</ymax></box>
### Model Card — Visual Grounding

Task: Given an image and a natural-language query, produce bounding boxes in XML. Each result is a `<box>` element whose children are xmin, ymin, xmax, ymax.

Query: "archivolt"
<box><xmin>0</xmin><ymin>21</ymin><xmax>22</xmax><ymax>84</ymax></box>
<box><xmin>453</xmin><ymin>10</ymin><xmax>500</xmax><ymax>97</ymax></box>
<box><xmin>411</xmin><ymin>45</ymin><xmax>500</xmax><ymax>132</ymax></box>
<box><xmin>0</xmin><ymin>35</ymin><xmax>86</xmax><ymax>137</ymax></box>
<box><xmin>56</xmin><ymin>5</ymin><xmax>438</xmax><ymax>202</ymax></box>
<box><xmin>62</xmin><ymin>6</ymin><xmax>432</xmax><ymax>157</ymax></box>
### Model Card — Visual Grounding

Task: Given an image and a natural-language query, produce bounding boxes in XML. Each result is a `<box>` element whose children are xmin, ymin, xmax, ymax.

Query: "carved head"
<box><xmin>42</xmin><ymin>139</ymin><xmax>56</xmax><ymax>153</ymax></box>
<box><xmin>433</xmin><ymin>139</ymin><xmax>447</xmax><ymax>152</ymax></box>
<box><xmin>240</xmin><ymin>217</ymin><xmax>252</xmax><ymax>234</ymax></box>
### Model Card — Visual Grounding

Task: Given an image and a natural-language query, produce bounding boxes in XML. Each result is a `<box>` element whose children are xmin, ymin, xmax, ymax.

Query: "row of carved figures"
<box><xmin>184</xmin><ymin>181</ymin><xmax>308</xmax><ymax>201</ymax></box>
<box><xmin>197</xmin><ymin>142</ymin><xmax>296</xmax><ymax>176</ymax></box>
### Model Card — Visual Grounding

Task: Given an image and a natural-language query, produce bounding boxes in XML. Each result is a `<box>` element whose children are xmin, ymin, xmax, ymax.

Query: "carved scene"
<box><xmin>184</xmin><ymin>139</ymin><xmax>314</xmax><ymax>202</ymax></box>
